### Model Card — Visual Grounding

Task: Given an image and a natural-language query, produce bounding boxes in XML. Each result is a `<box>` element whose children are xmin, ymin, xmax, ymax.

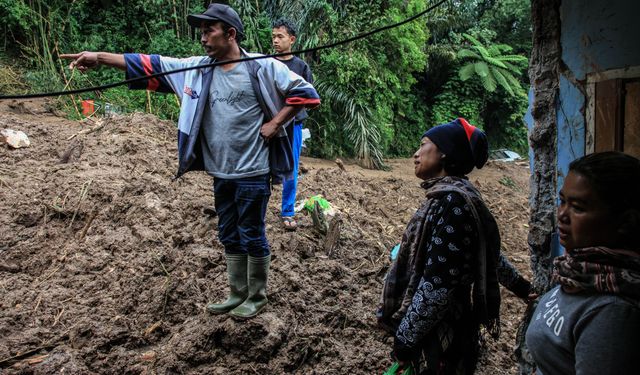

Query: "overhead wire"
<box><xmin>0</xmin><ymin>0</ymin><xmax>448</xmax><ymax>100</ymax></box>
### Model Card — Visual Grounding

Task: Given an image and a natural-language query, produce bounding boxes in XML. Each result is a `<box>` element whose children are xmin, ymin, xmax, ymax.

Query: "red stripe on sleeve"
<box><xmin>285</xmin><ymin>97</ymin><xmax>321</xmax><ymax>108</ymax></box>
<box><xmin>140</xmin><ymin>54</ymin><xmax>160</xmax><ymax>91</ymax></box>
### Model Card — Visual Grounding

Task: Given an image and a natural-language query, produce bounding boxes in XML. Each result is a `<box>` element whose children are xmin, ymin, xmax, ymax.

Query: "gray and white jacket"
<box><xmin>124</xmin><ymin>50</ymin><xmax>320</xmax><ymax>179</ymax></box>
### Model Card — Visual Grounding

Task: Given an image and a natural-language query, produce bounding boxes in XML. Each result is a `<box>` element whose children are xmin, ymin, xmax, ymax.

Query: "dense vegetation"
<box><xmin>0</xmin><ymin>0</ymin><xmax>531</xmax><ymax>168</ymax></box>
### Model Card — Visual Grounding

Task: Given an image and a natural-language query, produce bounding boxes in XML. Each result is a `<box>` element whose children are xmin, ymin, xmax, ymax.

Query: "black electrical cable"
<box><xmin>0</xmin><ymin>0</ymin><xmax>447</xmax><ymax>100</ymax></box>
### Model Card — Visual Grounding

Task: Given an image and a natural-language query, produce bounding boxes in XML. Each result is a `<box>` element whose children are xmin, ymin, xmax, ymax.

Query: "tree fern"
<box><xmin>457</xmin><ymin>33</ymin><xmax>527</xmax><ymax>96</ymax></box>
<box><xmin>459</xmin><ymin>64</ymin><xmax>475</xmax><ymax>80</ymax></box>
<box><xmin>457</xmin><ymin>49</ymin><xmax>481</xmax><ymax>60</ymax></box>
<box><xmin>492</xmin><ymin>69</ymin><xmax>513</xmax><ymax>96</ymax></box>
<box><xmin>474</xmin><ymin>62</ymin><xmax>490</xmax><ymax>78</ymax></box>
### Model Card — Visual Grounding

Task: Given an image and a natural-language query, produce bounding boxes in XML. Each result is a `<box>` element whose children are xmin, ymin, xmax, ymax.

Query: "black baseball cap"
<box><xmin>187</xmin><ymin>3</ymin><xmax>245</xmax><ymax>36</ymax></box>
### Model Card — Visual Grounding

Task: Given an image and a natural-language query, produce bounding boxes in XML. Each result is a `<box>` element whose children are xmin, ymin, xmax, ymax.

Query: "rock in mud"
<box><xmin>1</xmin><ymin>128</ymin><xmax>30</xmax><ymax>148</ymax></box>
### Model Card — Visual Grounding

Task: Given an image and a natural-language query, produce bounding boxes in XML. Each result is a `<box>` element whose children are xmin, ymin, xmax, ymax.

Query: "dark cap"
<box><xmin>422</xmin><ymin>118</ymin><xmax>489</xmax><ymax>175</ymax></box>
<box><xmin>187</xmin><ymin>3</ymin><xmax>244</xmax><ymax>36</ymax></box>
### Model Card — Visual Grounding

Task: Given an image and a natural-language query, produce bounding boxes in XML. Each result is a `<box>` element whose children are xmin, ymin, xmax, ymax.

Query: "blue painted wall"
<box><xmin>561</xmin><ymin>1</ymin><xmax>640</xmax><ymax>81</ymax></box>
<box><xmin>558</xmin><ymin>0</ymin><xmax>640</xmax><ymax>187</ymax></box>
<box><xmin>526</xmin><ymin>0</ymin><xmax>640</xmax><ymax>256</ymax></box>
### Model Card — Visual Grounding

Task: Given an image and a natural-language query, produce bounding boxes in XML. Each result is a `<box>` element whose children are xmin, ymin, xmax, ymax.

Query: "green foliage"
<box><xmin>1</xmin><ymin>0</ymin><xmax>202</xmax><ymax>120</ymax></box>
<box><xmin>499</xmin><ymin>176</ymin><xmax>516</xmax><ymax>189</ymax></box>
<box><xmin>429</xmin><ymin>75</ymin><xmax>485</xmax><ymax>132</ymax></box>
<box><xmin>475</xmin><ymin>0</ymin><xmax>532</xmax><ymax>54</ymax></box>
<box><xmin>0</xmin><ymin>0</ymin><xmax>33</xmax><ymax>41</ymax></box>
<box><xmin>281</xmin><ymin>0</ymin><xmax>429</xmax><ymax>165</ymax></box>
<box><xmin>482</xmin><ymin>85</ymin><xmax>529</xmax><ymax>154</ymax></box>
<box><xmin>231</xmin><ymin>0</ymin><xmax>273</xmax><ymax>53</ymax></box>
<box><xmin>1</xmin><ymin>0</ymin><xmax>533</xmax><ymax>167</ymax></box>
<box><xmin>457</xmin><ymin>33</ymin><xmax>527</xmax><ymax>96</ymax></box>
<box><xmin>422</xmin><ymin>0</ymin><xmax>531</xmax><ymax>155</ymax></box>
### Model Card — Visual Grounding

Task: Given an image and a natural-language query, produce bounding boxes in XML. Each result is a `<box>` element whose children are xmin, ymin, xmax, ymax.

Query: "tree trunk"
<box><xmin>518</xmin><ymin>0</ymin><xmax>562</xmax><ymax>373</ymax></box>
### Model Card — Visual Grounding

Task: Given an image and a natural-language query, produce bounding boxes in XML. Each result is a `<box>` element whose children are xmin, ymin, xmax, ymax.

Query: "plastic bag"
<box><xmin>383</xmin><ymin>362</ymin><xmax>414</xmax><ymax>375</ymax></box>
<box><xmin>294</xmin><ymin>194</ymin><xmax>337</xmax><ymax>234</ymax></box>
<box><xmin>390</xmin><ymin>243</ymin><xmax>401</xmax><ymax>261</ymax></box>
<box><xmin>303</xmin><ymin>195</ymin><xmax>331</xmax><ymax>213</ymax></box>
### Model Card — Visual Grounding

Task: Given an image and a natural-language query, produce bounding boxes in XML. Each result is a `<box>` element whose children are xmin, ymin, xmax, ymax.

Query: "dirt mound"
<box><xmin>0</xmin><ymin>99</ymin><xmax>532</xmax><ymax>374</ymax></box>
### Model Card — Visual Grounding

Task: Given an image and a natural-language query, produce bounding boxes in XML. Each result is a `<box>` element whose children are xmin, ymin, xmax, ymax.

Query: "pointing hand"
<box><xmin>59</xmin><ymin>51</ymin><xmax>99</xmax><ymax>73</ymax></box>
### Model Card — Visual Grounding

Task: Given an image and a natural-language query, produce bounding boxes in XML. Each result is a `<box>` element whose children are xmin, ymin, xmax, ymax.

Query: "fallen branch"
<box><xmin>324</xmin><ymin>214</ymin><xmax>343</xmax><ymax>258</ymax></box>
<box><xmin>0</xmin><ymin>333</ymin><xmax>68</xmax><ymax>368</ymax></box>
<box><xmin>69</xmin><ymin>179</ymin><xmax>92</xmax><ymax>229</ymax></box>
<box><xmin>66</xmin><ymin>118</ymin><xmax>107</xmax><ymax>141</ymax></box>
<box><xmin>24</xmin><ymin>354</ymin><xmax>48</xmax><ymax>365</ymax></box>
<box><xmin>154</xmin><ymin>253</ymin><xmax>172</xmax><ymax>316</ymax></box>
<box><xmin>144</xmin><ymin>321</ymin><xmax>163</xmax><ymax>337</ymax></box>
<box><xmin>43</xmin><ymin>203</ymin><xmax>73</xmax><ymax>218</ymax></box>
<box><xmin>77</xmin><ymin>209</ymin><xmax>98</xmax><ymax>240</ymax></box>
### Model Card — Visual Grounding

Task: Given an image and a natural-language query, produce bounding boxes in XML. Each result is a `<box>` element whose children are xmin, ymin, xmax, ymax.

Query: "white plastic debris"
<box><xmin>1</xmin><ymin>129</ymin><xmax>31</xmax><ymax>148</ymax></box>
<box><xmin>301</xmin><ymin>128</ymin><xmax>311</xmax><ymax>147</ymax></box>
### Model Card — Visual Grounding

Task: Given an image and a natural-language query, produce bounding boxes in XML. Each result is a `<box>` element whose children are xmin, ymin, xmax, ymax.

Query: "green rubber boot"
<box><xmin>206</xmin><ymin>253</ymin><xmax>248</xmax><ymax>314</ymax></box>
<box><xmin>229</xmin><ymin>255</ymin><xmax>270</xmax><ymax>319</ymax></box>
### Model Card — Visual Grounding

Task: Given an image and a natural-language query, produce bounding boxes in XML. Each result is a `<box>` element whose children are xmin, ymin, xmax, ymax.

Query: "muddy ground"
<box><xmin>0</xmin><ymin>99</ymin><xmax>533</xmax><ymax>374</ymax></box>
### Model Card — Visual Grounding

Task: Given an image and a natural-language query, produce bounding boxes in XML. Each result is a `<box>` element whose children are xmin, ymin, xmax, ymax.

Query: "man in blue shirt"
<box><xmin>272</xmin><ymin>19</ymin><xmax>314</xmax><ymax>231</ymax></box>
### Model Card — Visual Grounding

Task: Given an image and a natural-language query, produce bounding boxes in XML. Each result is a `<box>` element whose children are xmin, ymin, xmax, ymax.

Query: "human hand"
<box><xmin>521</xmin><ymin>292</ymin><xmax>539</xmax><ymax>305</ymax></box>
<box><xmin>260</xmin><ymin>120</ymin><xmax>280</xmax><ymax>140</ymax></box>
<box><xmin>59</xmin><ymin>51</ymin><xmax>99</xmax><ymax>73</ymax></box>
<box><xmin>396</xmin><ymin>360</ymin><xmax>410</xmax><ymax>373</ymax></box>
<box><xmin>390</xmin><ymin>346</ymin><xmax>414</xmax><ymax>374</ymax></box>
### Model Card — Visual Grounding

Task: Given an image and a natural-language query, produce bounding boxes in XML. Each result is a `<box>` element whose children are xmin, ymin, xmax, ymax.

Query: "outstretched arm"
<box><xmin>59</xmin><ymin>52</ymin><xmax>126</xmax><ymax>72</ymax></box>
<box><xmin>496</xmin><ymin>253</ymin><xmax>535</xmax><ymax>301</ymax></box>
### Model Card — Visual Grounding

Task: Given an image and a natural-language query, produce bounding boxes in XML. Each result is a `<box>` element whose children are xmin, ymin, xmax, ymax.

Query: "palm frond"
<box><xmin>346</xmin><ymin>107</ymin><xmax>384</xmax><ymax>169</ymax></box>
<box><xmin>486</xmin><ymin>44</ymin><xmax>501</xmax><ymax>56</ymax></box>
<box><xmin>459</xmin><ymin>63</ymin><xmax>475</xmax><ymax>81</ymax></box>
<box><xmin>457</xmin><ymin>49</ymin><xmax>482</xmax><ymax>60</ymax></box>
<box><xmin>502</xmin><ymin>70</ymin><xmax>523</xmax><ymax>90</ymax></box>
<box><xmin>493</xmin><ymin>44</ymin><xmax>514</xmax><ymax>53</ymax></box>
<box><xmin>492</xmin><ymin>68</ymin><xmax>514</xmax><ymax>96</ymax></box>
<box><xmin>456</xmin><ymin>33</ymin><xmax>527</xmax><ymax>96</ymax></box>
<box><xmin>474</xmin><ymin>61</ymin><xmax>490</xmax><ymax>78</ymax></box>
<box><xmin>462</xmin><ymin>33</ymin><xmax>483</xmax><ymax>48</ymax></box>
<box><xmin>498</xmin><ymin>54</ymin><xmax>528</xmax><ymax>63</ymax></box>
<box><xmin>501</xmin><ymin>60</ymin><xmax>519</xmax><ymax>72</ymax></box>
<box><xmin>483</xmin><ymin>56</ymin><xmax>508</xmax><ymax>69</ymax></box>
<box><xmin>231</xmin><ymin>0</ymin><xmax>263</xmax><ymax>51</ymax></box>
<box><xmin>315</xmin><ymin>79</ymin><xmax>385</xmax><ymax>169</ymax></box>
<box><xmin>481</xmin><ymin>70</ymin><xmax>497</xmax><ymax>92</ymax></box>
<box><xmin>470</xmin><ymin>44</ymin><xmax>491</xmax><ymax>59</ymax></box>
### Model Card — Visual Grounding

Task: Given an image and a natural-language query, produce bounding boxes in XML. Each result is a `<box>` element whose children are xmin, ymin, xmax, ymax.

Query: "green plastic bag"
<box><xmin>383</xmin><ymin>362</ymin><xmax>414</xmax><ymax>375</ymax></box>
<box><xmin>302</xmin><ymin>194</ymin><xmax>332</xmax><ymax>213</ymax></box>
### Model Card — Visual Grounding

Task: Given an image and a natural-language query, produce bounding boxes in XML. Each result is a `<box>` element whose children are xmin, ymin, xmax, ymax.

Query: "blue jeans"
<box><xmin>214</xmin><ymin>174</ymin><xmax>271</xmax><ymax>257</ymax></box>
<box><xmin>281</xmin><ymin>121</ymin><xmax>303</xmax><ymax>217</ymax></box>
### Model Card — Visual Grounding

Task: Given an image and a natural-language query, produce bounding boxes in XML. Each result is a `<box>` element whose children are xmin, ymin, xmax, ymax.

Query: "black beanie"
<box><xmin>422</xmin><ymin>118</ymin><xmax>489</xmax><ymax>175</ymax></box>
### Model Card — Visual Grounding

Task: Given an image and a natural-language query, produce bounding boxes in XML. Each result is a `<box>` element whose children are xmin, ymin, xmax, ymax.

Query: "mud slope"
<box><xmin>0</xmin><ymin>100</ymin><xmax>532</xmax><ymax>374</ymax></box>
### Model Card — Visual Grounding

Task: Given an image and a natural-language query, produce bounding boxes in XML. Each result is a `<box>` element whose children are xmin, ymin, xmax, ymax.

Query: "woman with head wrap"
<box><xmin>525</xmin><ymin>151</ymin><xmax>640</xmax><ymax>375</ymax></box>
<box><xmin>378</xmin><ymin>118</ymin><xmax>534</xmax><ymax>374</ymax></box>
